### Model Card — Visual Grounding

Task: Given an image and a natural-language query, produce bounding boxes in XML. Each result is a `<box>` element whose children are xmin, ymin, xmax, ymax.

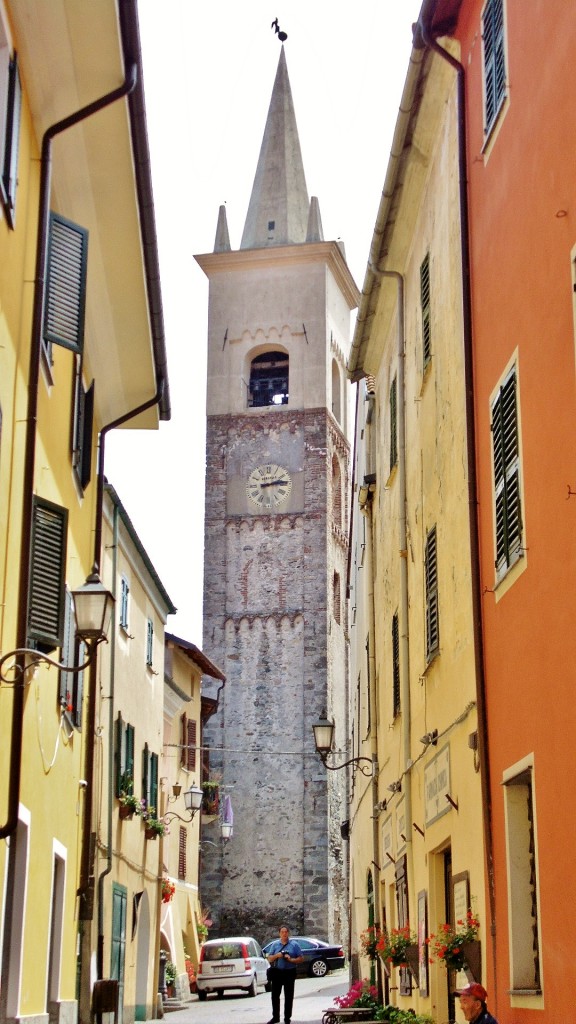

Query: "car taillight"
<box><xmin>337</xmin><ymin>947</ymin><xmax>344</xmax><ymax>956</ymax></box>
<box><xmin>241</xmin><ymin>943</ymin><xmax>250</xmax><ymax>969</ymax></box>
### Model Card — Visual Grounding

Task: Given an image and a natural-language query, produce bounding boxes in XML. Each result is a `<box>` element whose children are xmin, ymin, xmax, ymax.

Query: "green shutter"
<box><xmin>390</xmin><ymin>376</ymin><xmax>398</xmax><ymax>470</ymax></box>
<box><xmin>44</xmin><ymin>213</ymin><xmax>88</xmax><ymax>354</ymax></box>
<box><xmin>28</xmin><ymin>497</ymin><xmax>68</xmax><ymax>652</ymax></box>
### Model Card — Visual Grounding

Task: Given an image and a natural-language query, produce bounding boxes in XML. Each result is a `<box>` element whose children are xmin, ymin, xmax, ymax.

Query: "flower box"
<box><xmin>461</xmin><ymin>939</ymin><xmax>481</xmax><ymax>982</ymax></box>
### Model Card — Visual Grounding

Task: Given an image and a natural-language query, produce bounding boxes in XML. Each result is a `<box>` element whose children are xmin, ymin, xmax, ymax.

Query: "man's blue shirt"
<box><xmin>267</xmin><ymin>938</ymin><xmax>302</xmax><ymax>970</ymax></box>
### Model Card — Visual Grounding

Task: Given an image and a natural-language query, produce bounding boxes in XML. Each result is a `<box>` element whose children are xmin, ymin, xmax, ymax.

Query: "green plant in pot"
<box><xmin>202</xmin><ymin>780</ymin><xmax>220</xmax><ymax>814</ymax></box>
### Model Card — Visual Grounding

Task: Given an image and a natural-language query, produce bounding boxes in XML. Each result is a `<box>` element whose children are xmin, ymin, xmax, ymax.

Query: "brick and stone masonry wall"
<box><xmin>200</xmin><ymin>407</ymin><xmax>349</xmax><ymax>944</ymax></box>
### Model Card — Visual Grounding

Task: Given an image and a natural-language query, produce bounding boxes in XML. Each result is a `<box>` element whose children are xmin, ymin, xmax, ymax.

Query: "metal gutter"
<box><xmin>118</xmin><ymin>0</ymin><xmax>171</xmax><ymax>421</ymax></box>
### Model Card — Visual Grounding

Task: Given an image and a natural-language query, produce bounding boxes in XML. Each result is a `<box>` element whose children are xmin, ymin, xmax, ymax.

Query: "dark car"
<box><xmin>262</xmin><ymin>936</ymin><xmax>345</xmax><ymax>979</ymax></box>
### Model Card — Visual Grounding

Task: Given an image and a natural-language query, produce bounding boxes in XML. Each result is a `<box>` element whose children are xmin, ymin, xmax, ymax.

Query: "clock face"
<box><xmin>246</xmin><ymin>463</ymin><xmax>292</xmax><ymax>509</ymax></box>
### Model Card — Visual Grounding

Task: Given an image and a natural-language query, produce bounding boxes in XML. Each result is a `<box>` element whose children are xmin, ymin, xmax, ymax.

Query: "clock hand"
<box><xmin>260</xmin><ymin>479</ymin><xmax>289</xmax><ymax>487</ymax></box>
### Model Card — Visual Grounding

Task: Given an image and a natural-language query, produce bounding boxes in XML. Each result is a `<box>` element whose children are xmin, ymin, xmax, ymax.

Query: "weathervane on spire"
<box><xmin>271</xmin><ymin>18</ymin><xmax>288</xmax><ymax>42</ymax></box>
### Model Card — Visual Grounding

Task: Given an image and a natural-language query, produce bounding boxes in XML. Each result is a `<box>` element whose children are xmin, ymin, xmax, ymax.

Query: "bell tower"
<box><xmin>196</xmin><ymin>45</ymin><xmax>359</xmax><ymax>939</ymax></box>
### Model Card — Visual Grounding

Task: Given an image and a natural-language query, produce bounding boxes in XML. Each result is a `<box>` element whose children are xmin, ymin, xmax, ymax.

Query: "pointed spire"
<box><xmin>241</xmin><ymin>47</ymin><xmax>309</xmax><ymax>250</ymax></box>
<box><xmin>306</xmin><ymin>196</ymin><xmax>324</xmax><ymax>243</ymax></box>
<box><xmin>214</xmin><ymin>205</ymin><xmax>231</xmax><ymax>253</ymax></box>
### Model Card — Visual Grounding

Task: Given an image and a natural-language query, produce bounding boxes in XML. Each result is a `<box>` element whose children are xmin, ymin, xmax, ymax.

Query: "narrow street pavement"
<box><xmin>151</xmin><ymin>970</ymin><xmax>349</xmax><ymax>1024</ymax></box>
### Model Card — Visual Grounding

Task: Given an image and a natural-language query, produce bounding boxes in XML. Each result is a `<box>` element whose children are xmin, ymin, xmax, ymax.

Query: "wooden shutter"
<box><xmin>492</xmin><ymin>369</ymin><xmax>521</xmax><ymax>574</ymax></box>
<box><xmin>420</xmin><ymin>254</ymin><xmax>431</xmax><ymax>367</ymax></box>
<box><xmin>186</xmin><ymin>719</ymin><xmax>197</xmax><ymax>772</ymax></box>
<box><xmin>392</xmin><ymin>613</ymin><xmax>400</xmax><ymax>717</ymax></box>
<box><xmin>178</xmin><ymin>826</ymin><xmax>187</xmax><ymax>880</ymax></box>
<box><xmin>1</xmin><ymin>53</ymin><xmax>21</xmax><ymax>228</ymax></box>
<box><xmin>396</xmin><ymin>856</ymin><xmax>412</xmax><ymax>995</ymax></box>
<box><xmin>425</xmin><ymin>526</ymin><xmax>439</xmax><ymax>660</ymax></box>
<box><xmin>28</xmin><ymin>497</ymin><xmax>68</xmax><ymax>652</ymax></box>
<box><xmin>44</xmin><ymin>212</ymin><xmax>88</xmax><ymax>354</ymax></box>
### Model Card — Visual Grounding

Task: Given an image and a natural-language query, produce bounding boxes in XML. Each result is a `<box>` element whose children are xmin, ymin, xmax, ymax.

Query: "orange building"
<box><xmin>444</xmin><ymin>0</ymin><xmax>576</xmax><ymax>1019</ymax></box>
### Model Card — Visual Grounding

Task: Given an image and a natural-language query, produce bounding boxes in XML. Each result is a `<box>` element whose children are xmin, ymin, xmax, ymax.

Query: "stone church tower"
<box><xmin>196</xmin><ymin>46</ymin><xmax>359</xmax><ymax>941</ymax></box>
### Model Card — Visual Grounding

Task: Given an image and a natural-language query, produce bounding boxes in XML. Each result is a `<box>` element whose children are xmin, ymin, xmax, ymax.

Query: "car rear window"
<box><xmin>203</xmin><ymin>942</ymin><xmax>244</xmax><ymax>960</ymax></box>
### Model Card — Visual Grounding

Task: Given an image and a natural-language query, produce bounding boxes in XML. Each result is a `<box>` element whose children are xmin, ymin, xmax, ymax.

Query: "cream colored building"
<box><xmin>347</xmin><ymin>20</ymin><xmax>486</xmax><ymax>1024</ymax></box>
<box><xmin>161</xmin><ymin>633</ymin><xmax>225</xmax><ymax>1002</ymax></box>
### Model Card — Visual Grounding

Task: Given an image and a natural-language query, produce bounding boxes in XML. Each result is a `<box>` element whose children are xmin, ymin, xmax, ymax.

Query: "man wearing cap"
<box><xmin>459</xmin><ymin>983</ymin><xmax>499</xmax><ymax>1024</ymax></box>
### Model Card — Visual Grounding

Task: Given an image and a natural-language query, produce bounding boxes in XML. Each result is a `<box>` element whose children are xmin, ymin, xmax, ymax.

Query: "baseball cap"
<box><xmin>460</xmin><ymin>983</ymin><xmax>487</xmax><ymax>1001</ymax></box>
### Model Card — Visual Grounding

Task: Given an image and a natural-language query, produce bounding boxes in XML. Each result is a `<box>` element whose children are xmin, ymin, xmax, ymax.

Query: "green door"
<box><xmin>111</xmin><ymin>883</ymin><xmax>127</xmax><ymax>1023</ymax></box>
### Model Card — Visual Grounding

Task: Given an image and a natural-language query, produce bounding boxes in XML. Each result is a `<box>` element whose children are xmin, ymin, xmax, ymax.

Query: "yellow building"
<box><xmin>347</xmin><ymin>18</ymin><xmax>486</xmax><ymax>1024</ymax></box>
<box><xmin>161</xmin><ymin>634</ymin><xmax>225</xmax><ymax>1004</ymax></box>
<box><xmin>0</xmin><ymin>2</ymin><xmax>170</xmax><ymax>1021</ymax></box>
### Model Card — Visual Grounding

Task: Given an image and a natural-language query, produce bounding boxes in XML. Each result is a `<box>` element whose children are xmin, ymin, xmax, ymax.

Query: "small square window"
<box><xmin>268</xmin><ymin>220</ymin><xmax>275</xmax><ymax>230</ymax></box>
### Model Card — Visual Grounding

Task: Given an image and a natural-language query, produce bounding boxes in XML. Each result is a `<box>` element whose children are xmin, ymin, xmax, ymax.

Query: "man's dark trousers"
<box><xmin>271</xmin><ymin>968</ymin><xmax>297</xmax><ymax>1023</ymax></box>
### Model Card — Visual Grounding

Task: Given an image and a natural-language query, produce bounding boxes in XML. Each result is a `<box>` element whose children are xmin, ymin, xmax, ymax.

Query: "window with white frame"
<box><xmin>503</xmin><ymin>763</ymin><xmax>541</xmax><ymax>992</ymax></box>
<box><xmin>482</xmin><ymin>0</ymin><xmax>507</xmax><ymax>137</ymax></box>
<box><xmin>491</xmin><ymin>365</ymin><xmax>522</xmax><ymax>578</ymax></box>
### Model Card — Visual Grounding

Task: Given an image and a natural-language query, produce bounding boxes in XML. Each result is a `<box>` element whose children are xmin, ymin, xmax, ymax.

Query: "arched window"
<box><xmin>331</xmin><ymin>358</ymin><xmax>342</xmax><ymax>423</ymax></box>
<box><xmin>248</xmin><ymin>351</ymin><xmax>289</xmax><ymax>407</ymax></box>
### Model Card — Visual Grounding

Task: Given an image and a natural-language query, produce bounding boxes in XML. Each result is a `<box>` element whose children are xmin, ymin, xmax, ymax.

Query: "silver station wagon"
<box><xmin>196</xmin><ymin>936</ymin><xmax>268</xmax><ymax>1000</ymax></box>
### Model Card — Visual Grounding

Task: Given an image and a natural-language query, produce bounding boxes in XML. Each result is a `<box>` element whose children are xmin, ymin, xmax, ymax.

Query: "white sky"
<box><xmin>105</xmin><ymin>0</ymin><xmax>422</xmax><ymax>643</ymax></box>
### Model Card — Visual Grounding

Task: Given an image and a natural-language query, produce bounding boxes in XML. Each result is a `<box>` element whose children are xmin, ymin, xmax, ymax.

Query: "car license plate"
<box><xmin>213</xmin><ymin>965</ymin><xmax>233</xmax><ymax>973</ymax></box>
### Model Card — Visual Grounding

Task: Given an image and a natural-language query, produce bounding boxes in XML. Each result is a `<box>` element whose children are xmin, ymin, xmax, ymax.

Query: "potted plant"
<box><xmin>196</xmin><ymin>904</ymin><xmax>212</xmax><ymax>943</ymax></box>
<box><xmin>359</xmin><ymin>924</ymin><xmax>381</xmax><ymax>960</ymax></box>
<box><xmin>165</xmin><ymin>960</ymin><xmax>177</xmax><ymax>998</ymax></box>
<box><xmin>161</xmin><ymin>877</ymin><xmax>175</xmax><ymax>903</ymax></box>
<box><xmin>334</xmin><ymin>979</ymin><xmax>380</xmax><ymax>1012</ymax></box>
<box><xmin>143</xmin><ymin>808</ymin><xmax>167</xmax><ymax>839</ymax></box>
<box><xmin>184</xmin><ymin>950</ymin><xmax>197</xmax><ymax>993</ymax></box>
<box><xmin>118</xmin><ymin>774</ymin><xmax>140</xmax><ymax>819</ymax></box>
<box><xmin>425</xmin><ymin>909</ymin><xmax>481</xmax><ymax>978</ymax></box>
<box><xmin>202</xmin><ymin>780</ymin><xmax>220</xmax><ymax>815</ymax></box>
<box><xmin>376</xmin><ymin>925</ymin><xmax>418</xmax><ymax>975</ymax></box>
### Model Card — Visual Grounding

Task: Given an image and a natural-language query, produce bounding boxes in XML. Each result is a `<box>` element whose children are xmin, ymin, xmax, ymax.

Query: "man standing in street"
<box><xmin>460</xmin><ymin>983</ymin><xmax>499</xmax><ymax>1024</ymax></box>
<box><xmin>266</xmin><ymin>924</ymin><xmax>304</xmax><ymax>1024</ymax></box>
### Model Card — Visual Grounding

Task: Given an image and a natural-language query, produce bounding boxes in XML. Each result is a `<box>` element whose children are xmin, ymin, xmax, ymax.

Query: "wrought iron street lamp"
<box><xmin>0</xmin><ymin>568</ymin><xmax>114</xmax><ymax>685</ymax></box>
<box><xmin>312</xmin><ymin>711</ymin><xmax>374</xmax><ymax>777</ymax></box>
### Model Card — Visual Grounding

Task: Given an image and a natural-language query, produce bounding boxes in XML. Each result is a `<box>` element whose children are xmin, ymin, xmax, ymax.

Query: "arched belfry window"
<box><xmin>248</xmin><ymin>350</ymin><xmax>289</xmax><ymax>407</ymax></box>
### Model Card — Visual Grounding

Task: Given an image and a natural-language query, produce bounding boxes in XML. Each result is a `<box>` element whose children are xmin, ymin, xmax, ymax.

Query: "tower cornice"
<box><xmin>196</xmin><ymin>240</ymin><xmax>360</xmax><ymax>310</ymax></box>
